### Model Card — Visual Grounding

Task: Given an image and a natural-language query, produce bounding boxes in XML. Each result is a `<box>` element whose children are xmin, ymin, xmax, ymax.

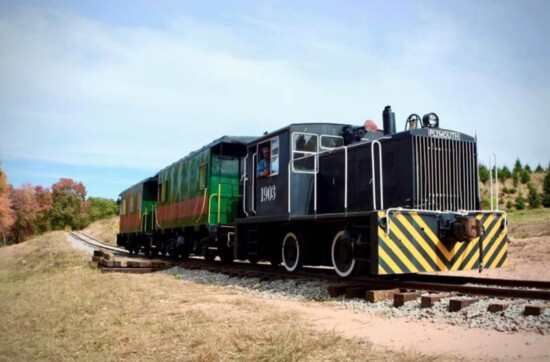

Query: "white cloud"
<box><xmin>0</xmin><ymin>3</ymin><xmax>548</xmax><ymax>172</ymax></box>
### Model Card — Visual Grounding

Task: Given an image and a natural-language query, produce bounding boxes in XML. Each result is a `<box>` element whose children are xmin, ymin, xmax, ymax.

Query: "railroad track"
<box><xmin>69</xmin><ymin>232</ymin><xmax>127</xmax><ymax>255</ymax></box>
<box><xmin>72</xmin><ymin>232</ymin><xmax>550</xmax><ymax>304</ymax></box>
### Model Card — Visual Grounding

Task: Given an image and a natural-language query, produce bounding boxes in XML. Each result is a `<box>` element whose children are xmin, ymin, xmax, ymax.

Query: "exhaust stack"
<box><xmin>382</xmin><ymin>105</ymin><xmax>396</xmax><ymax>135</ymax></box>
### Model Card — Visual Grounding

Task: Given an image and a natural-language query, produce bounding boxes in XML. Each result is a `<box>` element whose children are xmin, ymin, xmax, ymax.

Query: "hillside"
<box><xmin>479</xmin><ymin>171</ymin><xmax>546</xmax><ymax>210</ymax></box>
<box><xmin>82</xmin><ymin>217</ymin><xmax>119</xmax><ymax>245</ymax></box>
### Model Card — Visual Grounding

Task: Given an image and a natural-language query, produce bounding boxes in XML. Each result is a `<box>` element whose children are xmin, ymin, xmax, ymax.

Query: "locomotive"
<box><xmin>117</xmin><ymin>106</ymin><xmax>508</xmax><ymax>277</ymax></box>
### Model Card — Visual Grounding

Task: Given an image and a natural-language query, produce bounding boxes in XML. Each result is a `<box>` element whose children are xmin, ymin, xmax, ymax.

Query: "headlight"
<box><xmin>422</xmin><ymin>113</ymin><xmax>439</xmax><ymax>128</ymax></box>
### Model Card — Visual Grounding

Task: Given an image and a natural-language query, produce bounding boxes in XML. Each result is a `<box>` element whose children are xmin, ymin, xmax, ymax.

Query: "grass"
<box><xmin>82</xmin><ymin>217</ymin><xmax>119</xmax><ymax>245</ymax></box>
<box><xmin>506</xmin><ymin>208</ymin><xmax>550</xmax><ymax>239</ymax></box>
<box><xmin>0</xmin><ymin>232</ymin><xmax>438</xmax><ymax>361</ymax></box>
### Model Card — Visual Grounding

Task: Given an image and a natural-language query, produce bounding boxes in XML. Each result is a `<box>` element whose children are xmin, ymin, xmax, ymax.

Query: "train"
<box><xmin>117</xmin><ymin>106</ymin><xmax>508</xmax><ymax>277</ymax></box>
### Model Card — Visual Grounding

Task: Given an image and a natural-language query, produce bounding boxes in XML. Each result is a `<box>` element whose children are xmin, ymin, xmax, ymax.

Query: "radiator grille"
<box><xmin>413</xmin><ymin>135</ymin><xmax>478</xmax><ymax>211</ymax></box>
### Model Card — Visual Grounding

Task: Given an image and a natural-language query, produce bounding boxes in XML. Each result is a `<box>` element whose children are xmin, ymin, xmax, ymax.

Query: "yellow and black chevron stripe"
<box><xmin>376</xmin><ymin>210</ymin><xmax>508</xmax><ymax>275</ymax></box>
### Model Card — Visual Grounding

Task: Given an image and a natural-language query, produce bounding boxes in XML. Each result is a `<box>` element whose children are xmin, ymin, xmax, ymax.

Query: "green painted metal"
<box><xmin>156</xmin><ymin>144</ymin><xmax>242</xmax><ymax>229</ymax></box>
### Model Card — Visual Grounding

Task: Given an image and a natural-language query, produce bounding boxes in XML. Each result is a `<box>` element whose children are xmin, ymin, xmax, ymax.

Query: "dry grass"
<box><xmin>82</xmin><ymin>217</ymin><xmax>119</xmax><ymax>245</ymax></box>
<box><xmin>0</xmin><ymin>232</ymin><xmax>434</xmax><ymax>361</ymax></box>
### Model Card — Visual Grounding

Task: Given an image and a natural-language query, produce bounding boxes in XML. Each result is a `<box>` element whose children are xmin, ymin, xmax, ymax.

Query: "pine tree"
<box><xmin>499</xmin><ymin>166</ymin><xmax>512</xmax><ymax>181</ymax></box>
<box><xmin>520</xmin><ymin>169</ymin><xmax>531</xmax><ymax>184</ymax></box>
<box><xmin>535</xmin><ymin>164</ymin><xmax>544</xmax><ymax>173</ymax></box>
<box><xmin>513</xmin><ymin>158</ymin><xmax>523</xmax><ymax>175</ymax></box>
<box><xmin>524</xmin><ymin>164</ymin><xmax>532</xmax><ymax>173</ymax></box>
<box><xmin>478</xmin><ymin>164</ymin><xmax>489</xmax><ymax>184</ymax></box>
<box><xmin>543</xmin><ymin>164</ymin><xmax>550</xmax><ymax>207</ymax></box>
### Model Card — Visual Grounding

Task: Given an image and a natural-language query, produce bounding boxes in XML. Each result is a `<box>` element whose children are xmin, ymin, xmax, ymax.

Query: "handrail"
<box><xmin>251</xmin><ymin>153</ymin><xmax>257</xmax><ymax>214</ymax></box>
<box><xmin>217</xmin><ymin>183</ymin><xmax>222</xmax><ymax>224</ymax></box>
<box><xmin>154</xmin><ymin>204</ymin><xmax>162</xmax><ymax>228</ymax></box>
<box><xmin>290</xmin><ymin>145</ymin><xmax>349</xmax><ymax>214</ymax></box>
<box><xmin>195</xmin><ymin>187</ymin><xmax>208</xmax><ymax>223</ymax></box>
<box><xmin>489</xmin><ymin>153</ymin><xmax>499</xmax><ymax>211</ymax></box>
<box><xmin>242</xmin><ymin>154</ymin><xmax>249</xmax><ymax>216</ymax></box>
<box><xmin>207</xmin><ymin>182</ymin><xmax>240</xmax><ymax>225</ymax></box>
<box><xmin>371</xmin><ymin>140</ymin><xmax>384</xmax><ymax>210</ymax></box>
<box><xmin>288</xmin><ymin>161</ymin><xmax>291</xmax><ymax>214</ymax></box>
<box><xmin>208</xmin><ymin>193</ymin><xmax>218</xmax><ymax>224</ymax></box>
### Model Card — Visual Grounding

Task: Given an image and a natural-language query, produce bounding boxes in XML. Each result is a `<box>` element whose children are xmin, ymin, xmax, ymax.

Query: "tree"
<box><xmin>527</xmin><ymin>183</ymin><xmax>541</xmax><ymax>209</ymax></box>
<box><xmin>524</xmin><ymin>164</ymin><xmax>532</xmax><ymax>173</ymax></box>
<box><xmin>512</xmin><ymin>172</ymin><xmax>519</xmax><ymax>187</ymax></box>
<box><xmin>34</xmin><ymin>186</ymin><xmax>53</xmax><ymax>233</ymax></box>
<box><xmin>50</xmin><ymin>178</ymin><xmax>89</xmax><ymax>230</ymax></box>
<box><xmin>9</xmin><ymin>183</ymin><xmax>39</xmax><ymax>243</ymax></box>
<box><xmin>499</xmin><ymin>166</ymin><xmax>512</xmax><ymax>181</ymax></box>
<box><xmin>543</xmin><ymin>164</ymin><xmax>550</xmax><ymax>207</ymax></box>
<box><xmin>513</xmin><ymin>158</ymin><xmax>523</xmax><ymax>175</ymax></box>
<box><xmin>87</xmin><ymin>197</ymin><xmax>118</xmax><ymax>223</ymax></box>
<box><xmin>535</xmin><ymin>164</ymin><xmax>544</xmax><ymax>173</ymax></box>
<box><xmin>520</xmin><ymin>169</ymin><xmax>531</xmax><ymax>184</ymax></box>
<box><xmin>0</xmin><ymin>165</ymin><xmax>14</xmax><ymax>239</ymax></box>
<box><xmin>478</xmin><ymin>164</ymin><xmax>489</xmax><ymax>184</ymax></box>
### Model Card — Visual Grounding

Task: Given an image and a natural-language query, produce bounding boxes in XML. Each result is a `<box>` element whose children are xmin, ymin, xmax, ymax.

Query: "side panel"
<box><xmin>119</xmin><ymin>185</ymin><xmax>143</xmax><ymax>233</ymax></box>
<box><xmin>374</xmin><ymin>210</ymin><xmax>508</xmax><ymax>275</ymax></box>
<box><xmin>157</xmin><ymin>149</ymin><xmax>210</xmax><ymax>229</ymax></box>
<box><xmin>208</xmin><ymin>154</ymin><xmax>242</xmax><ymax>225</ymax></box>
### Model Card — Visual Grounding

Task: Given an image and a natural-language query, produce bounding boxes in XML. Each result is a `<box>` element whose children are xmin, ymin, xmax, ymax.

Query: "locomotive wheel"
<box><xmin>331</xmin><ymin>230</ymin><xmax>358</xmax><ymax>277</ymax></box>
<box><xmin>282</xmin><ymin>232</ymin><xmax>303</xmax><ymax>272</ymax></box>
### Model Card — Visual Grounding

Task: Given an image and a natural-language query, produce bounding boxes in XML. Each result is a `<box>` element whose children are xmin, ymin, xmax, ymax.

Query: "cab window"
<box><xmin>320</xmin><ymin>135</ymin><xmax>344</xmax><ymax>150</ymax></box>
<box><xmin>257</xmin><ymin>136</ymin><xmax>279</xmax><ymax>177</ymax></box>
<box><xmin>292</xmin><ymin>132</ymin><xmax>318</xmax><ymax>173</ymax></box>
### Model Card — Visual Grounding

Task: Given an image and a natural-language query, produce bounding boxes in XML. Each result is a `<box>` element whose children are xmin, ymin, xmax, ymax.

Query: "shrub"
<box><xmin>506</xmin><ymin>200</ymin><xmax>513</xmax><ymax>210</ymax></box>
<box><xmin>515</xmin><ymin>193</ymin><xmax>526</xmax><ymax>210</ymax></box>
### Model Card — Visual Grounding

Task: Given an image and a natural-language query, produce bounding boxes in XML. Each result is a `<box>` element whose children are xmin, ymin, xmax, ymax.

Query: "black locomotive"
<box><xmin>118</xmin><ymin>106</ymin><xmax>508</xmax><ymax>277</ymax></box>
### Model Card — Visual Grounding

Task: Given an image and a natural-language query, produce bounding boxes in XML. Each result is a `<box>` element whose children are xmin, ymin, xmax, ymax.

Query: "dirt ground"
<box><xmin>198</xmin><ymin>232</ymin><xmax>550</xmax><ymax>360</ymax></box>
<box><xmin>237</xmin><ymin>236</ymin><xmax>550</xmax><ymax>360</ymax></box>
<box><xmin>79</xmin><ymin>216</ymin><xmax>550</xmax><ymax>360</ymax></box>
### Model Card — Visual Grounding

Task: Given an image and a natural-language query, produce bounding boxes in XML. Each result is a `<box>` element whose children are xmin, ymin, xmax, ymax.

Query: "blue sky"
<box><xmin>1</xmin><ymin>0</ymin><xmax>549</xmax><ymax>199</ymax></box>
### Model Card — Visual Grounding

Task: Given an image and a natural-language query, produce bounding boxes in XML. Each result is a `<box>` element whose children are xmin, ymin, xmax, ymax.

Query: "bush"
<box><xmin>506</xmin><ymin>200</ymin><xmax>513</xmax><ymax>210</ymax></box>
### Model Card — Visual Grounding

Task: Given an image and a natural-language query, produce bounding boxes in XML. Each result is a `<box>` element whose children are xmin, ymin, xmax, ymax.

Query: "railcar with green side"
<box><xmin>151</xmin><ymin>136</ymin><xmax>253</xmax><ymax>260</ymax></box>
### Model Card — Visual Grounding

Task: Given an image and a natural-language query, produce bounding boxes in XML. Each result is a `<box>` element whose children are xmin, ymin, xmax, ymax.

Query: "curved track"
<box><xmin>75</xmin><ymin>232</ymin><xmax>550</xmax><ymax>300</ymax></box>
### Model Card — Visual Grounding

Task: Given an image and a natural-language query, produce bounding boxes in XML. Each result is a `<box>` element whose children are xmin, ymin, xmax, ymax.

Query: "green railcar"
<box><xmin>152</xmin><ymin>136</ymin><xmax>253</xmax><ymax>259</ymax></box>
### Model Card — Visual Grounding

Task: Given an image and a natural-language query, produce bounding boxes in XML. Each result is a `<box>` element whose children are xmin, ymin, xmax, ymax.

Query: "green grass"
<box><xmin>506</xmin><ymin>208</ymin><xmax>550</xmax><ymax>224</ymax></box>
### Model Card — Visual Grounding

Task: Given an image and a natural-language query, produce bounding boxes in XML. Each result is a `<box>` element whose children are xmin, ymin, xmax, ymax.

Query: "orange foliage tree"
<box><xmin>0</xmin><ymin>165</ymin><xmax>14</xmax><ymax>239</ymax></box>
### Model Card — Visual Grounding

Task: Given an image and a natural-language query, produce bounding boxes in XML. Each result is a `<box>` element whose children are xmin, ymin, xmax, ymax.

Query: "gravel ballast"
<box><xmin>163</xmin><ymin>266</ymin><xmax>550</xmax><ymax>335</ymax></box>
